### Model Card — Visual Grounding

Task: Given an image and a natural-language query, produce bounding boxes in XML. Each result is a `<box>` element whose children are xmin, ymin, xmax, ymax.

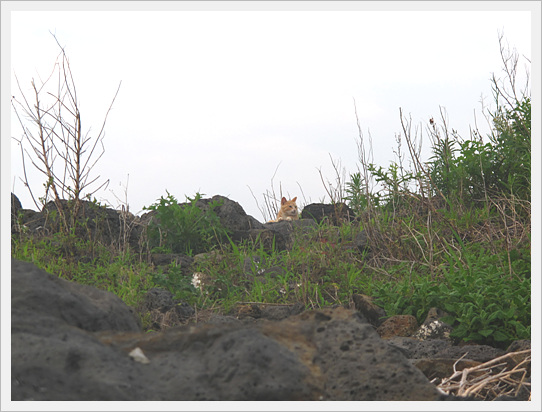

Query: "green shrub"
<box><xmin>490</xmin><ymin>97</ymin><xmax>531</xmax><ymax>200</ymax></box>
<box><xmin>430</xmin><ymin>97</ymin><xmax>531</xmax><ymax>206</ymax></box>
<box><xmin>345</xmin><ymin>172</ymin><xmax>368</xmax><ymax>214</ymax></box>
<box><xmin>143</xmin><ymin>192</ymin><xmax>230</xmax><ymax>255</ymax></box>
<box><xmin>372</xmin><ymin>245</ymin><xmax>530</xmax><ymax>348</ymax></box>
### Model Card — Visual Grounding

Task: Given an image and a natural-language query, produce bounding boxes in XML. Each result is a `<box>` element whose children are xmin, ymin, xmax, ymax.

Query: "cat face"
<box><xmin>280</xmin><ymin>197</ymin><xmax>298</xmax><ymax>217</ymax></box>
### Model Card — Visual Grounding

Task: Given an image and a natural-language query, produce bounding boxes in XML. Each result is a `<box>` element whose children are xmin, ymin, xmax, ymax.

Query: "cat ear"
<box><xmin>292</xmin><ymin>197</ymin><xmax>297</xmax><ymax>202</ymax></box>
<box><xmin>281</xmin><ymin>197</ymin><xmax>287</xmax><ymax>205</ymax></box>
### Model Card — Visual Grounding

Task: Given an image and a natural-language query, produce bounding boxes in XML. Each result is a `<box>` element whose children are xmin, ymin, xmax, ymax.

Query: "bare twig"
<box><xmin>438</xmin><ymin>349</ymin><xmax>531</xmax><ymax>400</ymax></box>
<box><xmin>11</xmin><ymin>34</ymin><xmax>120</xmax><ymax>232</ymax></box>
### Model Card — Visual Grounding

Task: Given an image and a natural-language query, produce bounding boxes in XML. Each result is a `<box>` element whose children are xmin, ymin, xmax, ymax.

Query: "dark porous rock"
<box><xmin>263</xmin><ymin>219</ymin><xmax>318</xmax><ymax>250</ymax></box>
<box><xmin>118</xmin><ymin>307</ymin><xmax>441</xmax><ymax>401</ymax></box>
<box><xmin>231</xmin><ymin>303</ymin><xmax>305</xmax><ymax>321</ymax></box>
<box><xmin>13</xmin><ymin>197</ymin><xmax>141</xmax><ymax>250</ymax></box>
<box><xmin>355</xmin><ymin>230</ymin><xmax>369</xmax><ymax>253</ymax></box>
<box><xmin>247</xmin><ymin>228</ymin><xmax>289</xmax><ymax>251</ymax></box>
<box><xmin>387</xmin><ymin>337</ymin><xmax>453</xmax><ymax>359</ymax></box>
<box><xmin>150</xmin><ymin>253</ymin><xmax>194</xmax><ymax>275</ymax></box>
<box><xmin>174</xmin><ymin>301</ymin><xmax>195</xmax><ymax>320</ymax></box>
<box><xmin>376</xmin><ymin>315</ymin><xmax>418</xmax><ymax>339</ymax></box>
<box><xmin>259</xmin><ymin>303</ymin><xmax>305</xmax><ymax>321</ymax></box>
<box><xmin>412</xmin><ymin>358</ymin><xmax>482</xmax><ymax>382</ymax></box>
<box><xmin>11</xmin><ymin>259</ymin><xmax>143</xmax><ymax>400</ymax></box>
<box><xmin>144</xmin><ymin>288</ymin><xmax>177</xmax><ymax>312</ymax></box>
<box><xmin>352</xmin><ymin>293</ymin><xmax>386</xmax><ymax>327</ymax></box>
<box><xmin>434</xmin><ymin>344</ymin><xmax>505</xmax><ymax>363</ymax></box>
<box><xmin>11</xmin><ymin>192</ymin><xmax>22</xmax><ymax>211</ymax></box>
<box><xmin>12</xmin><ymin>258</ymin><xmax>141</xmax><ymax>334</ymax></box>
<box><xmin>387</xmin><ymin>336</ymin><xmax>511</xmax><ymax>389</ymax></box>
<box><xmin>143</xmin><ymin>288</ymin><xmax>195</xmax><ymax>330</ymax></box>
<box><xmin>386</xmin><ymin>337</ymin><xmax>504</xmax><ymax>363</ymax></box>
<box><xmin>435</xmin><ymin>393</ymin><xmax>480</xmax><ymax>401</ymax></box>
<box><xmin>42</xmin><ymin>199</ymin><xmax>139</xmax><ymax>248</ymax></box>
<box><xmin>11</xmin><ymin>194</ymin><xmax>47</xmax><ymax>235</ymax></box>
<box><xmin>301</xmin><ymin>202</ymin><xmax>355</xmax><ymax>225</ymax></box>
<box><xmin>196</xmin><ymin>195</ymin><xmax>265</xmax><ymax>233</ymax></box>
<box><xmin>302</xmin><ymin>308</ymin><xmax>440</xmax><ymax>400</ymax></box>
<box><xmin>506</xmin><ymin>339</ymin><xmax>531</xmax><ymax>353</ymax></box>
<box><xmin>12</xmin><ymin>261</ymin><xmax>442</xmax><ymax>401</ymax></box>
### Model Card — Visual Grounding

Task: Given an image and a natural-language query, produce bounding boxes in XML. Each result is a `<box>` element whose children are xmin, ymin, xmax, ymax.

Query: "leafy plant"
<box><xmin>372</xmin><ymin>245</ymin><xmax>530</xmax><ymax>348</ymax></box>
<box><xmin>143</xmin><ymin>192</ymin><xmax>230</xmax><ymax>255</ymax></box>
<box><xmin>345</xmin><ymin>172</ymin><xmax>368</xmax><ymax>214</ymax></box>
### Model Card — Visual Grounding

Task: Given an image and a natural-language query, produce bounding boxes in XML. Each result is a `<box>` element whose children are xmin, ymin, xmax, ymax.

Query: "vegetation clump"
<box><xmin>143</xmin><ymin>192</ymin><xmax>230</xmax><ymax>255</ymax></box>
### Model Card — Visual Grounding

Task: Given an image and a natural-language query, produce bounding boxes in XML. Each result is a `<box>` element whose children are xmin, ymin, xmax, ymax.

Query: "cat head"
<box><xmin>281</xmin><ymin>197</ymin><xmax>298</xmax><ymax>217</ymax></box>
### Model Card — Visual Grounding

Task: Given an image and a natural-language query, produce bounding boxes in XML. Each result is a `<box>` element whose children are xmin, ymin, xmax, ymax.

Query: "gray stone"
<box><xmin>150</xmin><ymin>253</ymin><xmax>194</xmax><ymax>275</ymax></box>
<box><xmin>506</xmin><ymin>339</ymin><xmax>531</xmax><ymax>353</ymax></box>
<box><xmin>301</xmin><ymin>202</ymin><xmax>355</xmax><ymax>225</ymax></box>
<box><xmin>11</xmin><ymin>192</ymin><xmax>22</xmax><ymax>214</ymax></box>
<box><xmin>11</xmin><ymin>258</ymin><xmax>141</xmax><ymax>334</ymax></box>
<box><xmin>387</xmin><ymin>336</ymin><xmax>506</xmax><ymax>364</ymax></box>
<box><xmin>263</xmin><ymin>219</ymin><xmax>318</xmax><ymax>250</ymax></box>
<box><xmin>387</xmin><ymin>337</ymin><xmax>453</xmax><ymax>359</ymax></box>
<box><xmin>355</xmin><ymin>230</ymin><xmax>369</xmax><ymax>252</ymax></box>
<box><xmin>11</xmin><ymin>259</ymin><xmax>442</xmax><ymax>401</ymax></box>
<box><xmin>352</xmin><ymin>293</ymin><xmax>386</xmax><ymax>327</ymax></box>
<box><xmin>196</xmin><ymin>195</ymin><xmax>265</xmax><ymax>232</ymax></box>
<box><xmin>434</xmin><ymin>344</ymin><xmax>505</xmax><ymax>363</ymax></box>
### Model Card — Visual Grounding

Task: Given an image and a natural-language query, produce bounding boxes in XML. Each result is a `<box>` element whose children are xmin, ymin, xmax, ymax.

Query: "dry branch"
<box><xmin>11</xmin><ymin>34</ymin><xmax>120</xmax><ymax>231</ymax></box>
<box><xmin>437</xmin><ymin>349</ymin><xmax>531</xmax><ymax>401</ymax></box>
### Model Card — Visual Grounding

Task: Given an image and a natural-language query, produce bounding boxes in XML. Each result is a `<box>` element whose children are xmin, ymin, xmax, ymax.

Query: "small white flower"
<box><xmin>192</xmin><ymin>272</ymin><xmax>204</xmax><ymax>289</ymax></box>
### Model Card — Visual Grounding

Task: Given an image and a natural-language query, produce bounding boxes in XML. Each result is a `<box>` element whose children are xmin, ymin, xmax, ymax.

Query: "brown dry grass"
<box><xmin>437</xmin><ymin>349</ymin><xmax>531</xmax><ymax>400</ymax></box>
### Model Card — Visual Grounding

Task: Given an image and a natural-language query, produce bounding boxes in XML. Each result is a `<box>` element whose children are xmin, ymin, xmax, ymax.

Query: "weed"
<box><xmin>143</xmin><ymin>192</ymin><xmax>230</xmax><ymax>256</ymax></box>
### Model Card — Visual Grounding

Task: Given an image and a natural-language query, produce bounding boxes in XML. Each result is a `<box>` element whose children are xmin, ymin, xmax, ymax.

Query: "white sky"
<box><xmin>3</xmin><ymin>2</ymin><xmax>537</xmax><ymax>223</ymax></box>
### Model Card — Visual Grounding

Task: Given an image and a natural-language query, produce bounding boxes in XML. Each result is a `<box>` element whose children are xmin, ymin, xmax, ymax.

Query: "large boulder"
<box><xmin>263</xmin><ymin>219</ymin><xmax>319</xmax><ymax>250</ymax></box>
<box><xmin>12</xmin><ymin>258</ymin><xmax>141</xmax><ymax>334</ymax></box>
<box><xmin>301</xmin><ymin>202</ymin><xmax>355</xmax><ymax>225</ymax></box>
<box><xmin>11</xmin><ymin>193</ymin><xmax>46</xmax><ymax>235</ymax></box>
<box><xmin>41</xmin><ymin>199</ymin><xmax>140</xmax><ymax>249</ymax></box>
<box><xmin>197</xmin><ymin>195</ymin><xmax>264</xmax><ymax>233</ymax></box>
<box><xmin>11</xmin><ymin>195</ymin><xmax>141</xmax><ymax>251</ymax></box>
<box><xmin>11</xmin><ymin>193</ymin><xmax>22</xmax><ymax>216</ymax></box>
<box><xmin>12</xmin><ymin>258</ymin><xmax>443</xmax><ymax>401</ymax></box>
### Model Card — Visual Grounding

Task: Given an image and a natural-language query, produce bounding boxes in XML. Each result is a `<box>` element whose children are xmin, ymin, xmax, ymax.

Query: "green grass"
<box><xmin>11</xmin><ymin>231</ymin><xmax>157</xmax><ymax>315</ymax></box>
<box><xmin>12</xmin><ymin>195</ymin><xmax>531</xmax><ymax>348</ymax></box>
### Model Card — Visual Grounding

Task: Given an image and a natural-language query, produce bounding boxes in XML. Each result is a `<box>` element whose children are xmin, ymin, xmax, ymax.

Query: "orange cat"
<box><xmin>269</xmin><ymin>197</ymin><xmax>299</xmax><ymax>222</ymax></box>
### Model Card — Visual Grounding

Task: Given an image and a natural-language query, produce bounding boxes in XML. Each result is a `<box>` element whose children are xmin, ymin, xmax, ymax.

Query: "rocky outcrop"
<box><xmin>361</xmin><ymin>306</ymin><xmax>520</xmax><ymax>392</ymax></box>
<box><xmin>301</xmin><ymin>202</ymin><xmax>355</xmax><ymax>225</ymax></box>
<box><xmin>11</xmin><ymin>193</ymin><xmax>364</xmax><ymax>259</ymax></box>
<box><xmin>352</xmin><ymin>293</ymin><xmax>386</xmax><ymax>327</ymax></box>
<box><xmin>262</xmin><ymin>219</ymin><xmax>319</xmax><ymax>250</ymax></box>
<box><xmin>10</xmin><ymin>194</ymin><xmax>140</xmax><ymax>251</ymax></box>
<box><xmin>142</xmin><ymin>288</ymin><xmax>195</xmax><ymax>330</ymax></box>
<box><xmin>376</xmin><ymin>315</ymin><xmax>419</xmax><ymax>339</ymax></box>
<box><xmin>12</xmin><ymin>258</ymin><xmax>141</xmax><ymax>334</ymax></box>
<box><xmin>12</xmin><ymin>258</ymin><xmax>445</xmax><ymax>401</ymax></box>
<box><xmin>196</xmin><ymin>195</ymin><xmax>264</xmax><ymax>233</ymax></box>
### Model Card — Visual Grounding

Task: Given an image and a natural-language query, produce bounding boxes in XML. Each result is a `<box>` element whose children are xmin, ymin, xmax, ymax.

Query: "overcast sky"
<box><xmin>4</xmin><ymin>2</ymin><xmax>536</xmax><ymax>222</ymax></box>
